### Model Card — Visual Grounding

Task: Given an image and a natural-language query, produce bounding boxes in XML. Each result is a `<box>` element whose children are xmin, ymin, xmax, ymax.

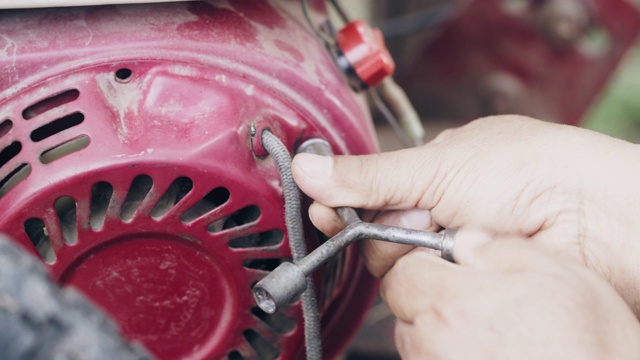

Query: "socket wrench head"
<box><xmin>252</xmin><ymin>261</ymin><xmax>307</xmax><ymax>313</ymax></box>
<box><xmin>440</xmin><ymin>228</ymin><xmax>457</xmax><ymax>262</ymax></box>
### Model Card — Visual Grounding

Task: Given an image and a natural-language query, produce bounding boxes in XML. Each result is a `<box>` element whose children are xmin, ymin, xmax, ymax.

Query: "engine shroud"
<box><xmin>0</xmin><ymin>1</ymin><xmax>379</xmax><ymax>359</ymax></box>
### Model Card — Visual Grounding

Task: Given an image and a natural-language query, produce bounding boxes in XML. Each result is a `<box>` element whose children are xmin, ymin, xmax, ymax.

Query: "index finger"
<box><xmin>363</xmin><ymin>208</ymin><xmax>438</xmax><ymax>277</ymax></box>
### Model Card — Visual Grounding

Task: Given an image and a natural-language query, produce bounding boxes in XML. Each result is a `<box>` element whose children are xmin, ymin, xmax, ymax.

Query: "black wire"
<box><xmin>368</xmin><ymin>88</ymin><xmax>414</xmax><ymax>148</ymax></box>
<box><xmin>301</xmin><ymin>0</ymin><xmax>334</xmax><ymax>44</ymax></box>
<box><xmin>375</xmin><ymin>3</ymin><xmax>456</xmax><ymax>38</ymax></box>
<box><xmin>328</xmin><ymin>0</ymin><xmax>349</xmax><ymax>23</ymax></box>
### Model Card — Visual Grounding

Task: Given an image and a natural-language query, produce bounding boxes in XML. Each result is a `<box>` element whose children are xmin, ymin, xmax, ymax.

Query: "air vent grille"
<box><xmin>24</xmin><ymin>218</ymin><xmax>56</xmax><ymax>264</ymax></box>
<box><xmin>120</xmin><ymin>175</ymin><xmax>153</xmax><ymax>222</ymax></box>
<box><xmin>0</xmin><ymin>88</ymin><xmax>89</xmax><ymax>200</ymax></box>
<box><xmin>20</xmin><ymin>172</ymin><xmax>296</xmax><ymax>358</ymax></box>
<box><xmin>24</xmin><ymin>175</ymin><xmax>274</xmax><ymax>256</ymax></box>
<box><xmin>151</xmin><ymin>177</ymin><xmax>193</xmax><ymax>219</ymax></box>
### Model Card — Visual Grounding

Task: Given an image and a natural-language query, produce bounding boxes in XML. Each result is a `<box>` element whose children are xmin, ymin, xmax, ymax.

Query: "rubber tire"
<box><xmin>0</xmin><ymin>235</ymin><xmax>153</xmax><ymax>360</ymax></box>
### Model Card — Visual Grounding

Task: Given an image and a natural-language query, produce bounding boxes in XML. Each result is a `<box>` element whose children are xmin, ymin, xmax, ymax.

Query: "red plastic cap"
<box><xmin>336</xmin><ymin>20</ymin><xmax>395</xmax><ymax>87</ymax></box>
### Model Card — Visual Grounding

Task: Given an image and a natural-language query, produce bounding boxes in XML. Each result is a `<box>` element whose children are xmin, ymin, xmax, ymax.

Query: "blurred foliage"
<box><xmin>581</xmin><ymin>46</ymin><xmax>640</xmax><ymax>143</ymax></box>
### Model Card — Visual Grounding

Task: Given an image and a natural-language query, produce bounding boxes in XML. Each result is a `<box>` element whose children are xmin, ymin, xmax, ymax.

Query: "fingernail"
<box><xmin>398</xmin><ymin>209</ymin><xmax>432</xmax><ymax>230</ymax></box>
<box><xmin>296</xmin><ymin>154</ymin><xmax>333</xmax><ymax>180</ymax></box>
<box><xmin>308</xmin><ymin>202</ymin><xmax>319</xmax><ymax>225</ymax></box>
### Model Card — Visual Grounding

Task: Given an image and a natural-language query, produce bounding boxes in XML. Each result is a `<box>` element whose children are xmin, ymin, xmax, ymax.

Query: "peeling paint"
<box><xmin>169</xmin><ymin>65</ymin><xmax>198</xmax><ymax>77</ymax></box>
<box><xmin>114</xmin><ymin>148</ymin><xmax>153</xmax><ymax>158</ymax></box>
<box><xmin>96</xmin><ymin>72</ymin><xmax>144</xmax><ymax>143</ymax></box>
<box><xmin>73</xmin><ymin>16</ymin><xmax>95</xmax><ymax>47</ymax></box>
<box><xmin>0</xmin><ymin>35</ymin><xmax>18</xmax><ymax>83</ymax></box>
<box><xmin>215</xmin><ymin>74</ymin><xmax>227</xmax><ymax>85</ymax></box>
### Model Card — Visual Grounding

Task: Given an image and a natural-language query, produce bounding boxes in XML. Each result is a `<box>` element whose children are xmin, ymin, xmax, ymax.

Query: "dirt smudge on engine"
<box><xmin>178</xmin><ymin>2</ymin><xmax>260</xmax><ymax>46</ymax></box>
<box><xmin>96</xmin><ymin>72</ymin><xmax>144</xmax><ymax>144</ymax></box>
<box><xmin>229</xmin><ymin>0</ymin><xmax>286</xmax><ymax>30</ymax></box>
<box><xmin>273</xmin><ymin>39</ymin><xmax>305</xmax><ymax>63</ymax></box>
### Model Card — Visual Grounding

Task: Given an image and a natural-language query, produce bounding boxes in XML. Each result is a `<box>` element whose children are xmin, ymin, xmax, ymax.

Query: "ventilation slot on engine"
<box><xmin>24</xmin><ymin>218</ymin><xmax>56</xmax><ymax>263</ymax></box>
<box><xmin>0</xmin><ymin>141</ymin><xmax>21</xmax><ymax>169</ymax></box>
<box><xmin>227</xmin><ymin>351</ymin><xmax>244</xmax><ymax>360</ymax></box>
<box><xmin>0</xmin><ymin>119</ymin><xmax>12</xmax><ymax>139</ymax></box>
<box><xmin>55</xmin><ymin>196</ymin><xmax>77</xmax><ymax>245</ymax></box>
<box><xmin>151</xmin><ymin>177</ymin><xmax>193</xmax><ymax>219</ymax></box>
<box><xmin>22</xmin><ymin>89</ymin><xmax>80</xmax><ymax>120</ymax></box>
<box><xmin>208</xmin><ymin>205</ymin><xmax>260</xmax><ymax>233</ymax></box>
<box><xmin>120</xmin><ymin>175</ymin><xmax>153</xmax><ymax>221</ymax></box>
<box><xmin>30</xmin><ymin>112</ymin><xmax>84</xmax><ymax>142</ymax></box>
<box><xmin>90</xmin><ymin>181</ymin><xmax>113</xmax><ymax>231</ymax></box>
<box><xmin>243</xmin><ymin>258</ymin><xmax>286</xmax><ymax>272</ymax></box>
<box><xmin>181</xmin><ymin>187</ymin><xmax>230</xmax><ymax>223</ymax></box>
<box><xmin>40</xmin><ymin>135</ymin><xmax>90</xmax><ymax>165</ymax></box>
<box><xmin>251</xmin><ymin>307</ymin><xmax>296</xmax><ymax>334</ymax></box>
<box><xmin>243</xmin><ymin>329</ymin><xmax>279</xmax><ymax>360</ymax></box>
<box><xmin>0</xmin><ymin>141</ymin><xmax>28</xmax><ymax>199</ymax></box>
<box><xmin>0</xmin><ymin>142</ymin><xmax>28</xmax><ymax>199</ymax></box>
<box><xmin>0</xmin><ymin>163</ymin><xmax>31</xmax><ymax>199</ymax></box>
<box><xmin>229</xmin><ymin>230</ymin><xmax>283</xmax><ymax>249</ymax></box>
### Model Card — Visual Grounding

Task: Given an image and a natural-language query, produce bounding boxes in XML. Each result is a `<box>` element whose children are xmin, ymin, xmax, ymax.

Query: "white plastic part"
<box><xmin>378</xmin><ymin>77</ymin><xmax>426</xmax><ymax>146</ymax></box>
<box><xmin>0</xmin><ymin>0</ymin><xmax>192</xmax><ymax>9</ymax></box>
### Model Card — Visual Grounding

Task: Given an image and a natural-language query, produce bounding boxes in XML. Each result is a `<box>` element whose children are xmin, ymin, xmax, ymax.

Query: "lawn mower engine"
<box><xmin>0</xmin><ymin>1</ymin><xmax>379</xmax><ymax>359</ymax></box>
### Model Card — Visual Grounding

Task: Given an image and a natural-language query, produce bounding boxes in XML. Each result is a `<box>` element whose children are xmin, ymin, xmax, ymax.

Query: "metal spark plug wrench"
<box><xmin>252</xmin><ymin>139</ymin><xmax>457</xmax><ymax>314</ymax></box>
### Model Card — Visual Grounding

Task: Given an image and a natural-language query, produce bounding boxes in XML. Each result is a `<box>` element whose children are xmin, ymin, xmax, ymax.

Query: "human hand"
<box><xmin>382</xmin><ymin>231</ymin><xmax>640</xmax><ymax>359</ymax></box>
<box><xmin>291</xmin><ymin>115</ymin><xmax>640</xmax><ymax>314</ymax></box>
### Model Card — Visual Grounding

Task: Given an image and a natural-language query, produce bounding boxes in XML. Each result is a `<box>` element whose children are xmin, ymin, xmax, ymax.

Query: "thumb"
<box><xmin>291</xmin><ymin>148</ymin><xmax>444</xmax><ymax>210</ymax></box>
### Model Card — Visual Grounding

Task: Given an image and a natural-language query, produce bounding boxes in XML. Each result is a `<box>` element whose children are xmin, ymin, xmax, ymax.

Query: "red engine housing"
<box><xmin>0</xmin><ymin>1</ymin><xmax>378</xmax><ymax>359</ymax></box>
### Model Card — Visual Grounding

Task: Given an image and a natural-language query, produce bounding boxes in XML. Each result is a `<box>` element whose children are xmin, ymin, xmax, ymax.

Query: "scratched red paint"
<box><xmin>274</xmin><ymin>39</ymin><xmax>305</xmax><ymax>63</ymax></box>
<box><xmin>179</xmin><ymin>2</ymin><xmax>260</xmax><ymax>45</ymax></box>
<box><xmin>0</xmin><ymin>1</ymin><xmax>378</xmax><ymax>359</ymax></box>
<box><xmin>230</xmin><ymin>0</ymin><xmax>287</xmax><ymax>30</ymax></box>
